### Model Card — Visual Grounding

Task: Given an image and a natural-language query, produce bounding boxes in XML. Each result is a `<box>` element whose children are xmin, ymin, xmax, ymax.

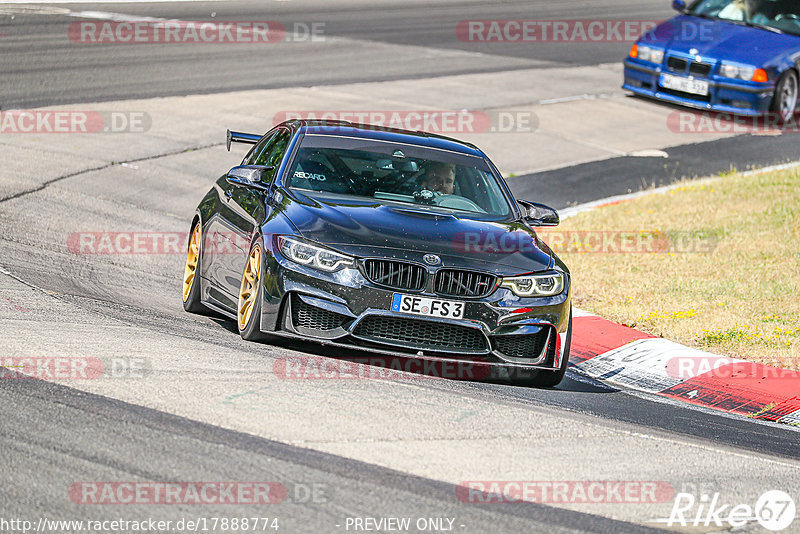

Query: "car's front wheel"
<box><xmin>509</xmin><ymin>309</ymin><xmax>572</xmax><ymax>388</ymax></box>
<box><xmin>771</xmin><ymin>70</ymin><xmax>798</xmax><ymax>124</ymax></box>
<box><xmin>237</xmin><ymin>240</ymin><xmax>266</xmax><ymax>341</ymax></box>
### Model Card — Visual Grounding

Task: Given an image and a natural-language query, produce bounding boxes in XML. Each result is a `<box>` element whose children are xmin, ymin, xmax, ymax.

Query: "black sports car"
<box><xmin>183</xmin><ymin>120</ymin><xmax>572</xmax><ymax>386</ymax></box>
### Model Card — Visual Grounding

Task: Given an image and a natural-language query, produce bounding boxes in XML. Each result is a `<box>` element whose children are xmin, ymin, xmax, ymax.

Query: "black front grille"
<box><xmin>363</xmin><ymin>259</ymin><xmax>426</xmax><ymax>291</ymax></box>
<box><xmin>291</xmin><ymin>295</ymin><xmax>348</xmax><ymax>331</ymax></box>
<box><xmin>493</xmin><ymin>329</ymin><xmax>551</xmax><ymax>360</ymax></box>
<box><xmin>434</xmin><ymin>269</ymin><xmax>497</xmax><ymax>298</ymax></box>
<box><xmin>667</xmin><ymin>56</ymin><xmax>687</xmax><ymax>72</ymax></box>
<box><xmin>689</xmin><ymin>61</ymin><xmax>712</xmax><ymax>77</ymax></box>
<box><xmin>353</xmin><ymin>316</ymin><xmax>487</xmax><ymax>351</ymax></box>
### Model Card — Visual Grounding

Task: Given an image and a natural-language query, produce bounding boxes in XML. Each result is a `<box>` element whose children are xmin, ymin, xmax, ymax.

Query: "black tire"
<box><xmin>509</xmin><ymin>308</ymin><xmax>572</xmax><ymax>388</ymax></box>
<box><xmin>182</xmin><ymin>220</ymin><xmax>207</xmax><ymax>313</ymax></box>
<box><xmin>771</xmin><ymin>70</ymin><xmax>798</xmax><ymax>124</ymax></box>
<box><xmin>237</xmin><ymin>240</ymin><xmax>267</xmax><ymax>341</ymax></box>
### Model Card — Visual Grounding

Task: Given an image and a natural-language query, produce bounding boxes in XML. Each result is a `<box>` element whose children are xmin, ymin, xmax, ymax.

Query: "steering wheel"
<box><xmin>775</xmin><ymin>13</ymin><xmax>800</xmax><ymax>22</ymax></box>
<box><xmin>435</xmin><ymin>194</ymin><xmax>487</xmax><ymax>213</ymax></box>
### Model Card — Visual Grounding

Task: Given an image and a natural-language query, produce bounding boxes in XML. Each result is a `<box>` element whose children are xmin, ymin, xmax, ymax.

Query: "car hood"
<box><xmin>646</xmin><ymin>15</ymin><xmax>800</xmax><ymax>66</ymax></box>
<box><xmin>280</xmin><ymin>190</ymin><xmax>555</xmax><ymax>274</ymax></box>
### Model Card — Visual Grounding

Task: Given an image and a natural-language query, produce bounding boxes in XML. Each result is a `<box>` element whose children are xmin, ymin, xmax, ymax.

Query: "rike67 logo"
<box><xmin>662</xmin><ymin>490</ymin><xmax>796</xmax><ymax>531</ymax></box>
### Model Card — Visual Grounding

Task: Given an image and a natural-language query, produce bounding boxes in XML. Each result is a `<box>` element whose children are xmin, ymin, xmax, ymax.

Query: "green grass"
<box><xmin>555</xmin><ymin>166</ymin><xmax>800</xmax><ymax>370</ymax></box>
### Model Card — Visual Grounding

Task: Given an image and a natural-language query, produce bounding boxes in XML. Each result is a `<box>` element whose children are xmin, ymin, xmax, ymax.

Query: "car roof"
<box><xmin>279</xmin><ymin>119</ymin><xmax>485</xmax><ymax>157</ymax></box>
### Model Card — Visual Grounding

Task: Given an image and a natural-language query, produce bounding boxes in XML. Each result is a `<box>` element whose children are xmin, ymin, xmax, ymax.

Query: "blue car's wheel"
<box><xmin>772</xmin><ymin>70</ymin><xmax>798</xmax><ymax>124</ymax></box>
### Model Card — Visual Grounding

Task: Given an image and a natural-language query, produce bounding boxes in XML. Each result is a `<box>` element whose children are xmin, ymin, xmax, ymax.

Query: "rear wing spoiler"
<box><xmin>226</xmin><ymin>129</ymin><xmax>261</xmax><ymax>151</ymax></box>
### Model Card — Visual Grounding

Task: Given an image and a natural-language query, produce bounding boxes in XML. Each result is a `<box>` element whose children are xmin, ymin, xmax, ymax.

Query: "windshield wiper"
<box><xmin>746</xmin><ymin>21</ymin><xmax>783</xmax><ymax>33</ymax></box>
<box><xmin>686</xmin><ymin>12</ymin><xmax>715</xmax><ymax>20</ymax></box>
<box><xmin>722</xmin><ymin>18</ymin><xmax>783</xmax><ymax>33</ymax></box>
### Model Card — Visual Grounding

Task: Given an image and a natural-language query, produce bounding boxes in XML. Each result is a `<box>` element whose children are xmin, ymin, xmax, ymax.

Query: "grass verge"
<box><xmin>552</xmin><ymin>165</ymin><xmax>800</xmax><ymax>370</ymax></box>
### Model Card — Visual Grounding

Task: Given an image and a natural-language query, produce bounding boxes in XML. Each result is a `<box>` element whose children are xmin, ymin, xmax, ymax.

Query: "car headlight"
<box><xmin>720</xmin><ymin>62</ymin><xmax>767</xmax><ymax>82</ymax></box>
<box><xmin>277</xmin><ymin>236</ymin><xmax>355</xmax><ymax>272</ymax></box>
<box><xmin>500</xmin><ymin>272</ymin><xmax>565</xmax><ymax>297</ymax></box>
<box><xmin>636</xmin><ymin>45</ymin><xmax>665</xmax><ymax>65</ymax></box>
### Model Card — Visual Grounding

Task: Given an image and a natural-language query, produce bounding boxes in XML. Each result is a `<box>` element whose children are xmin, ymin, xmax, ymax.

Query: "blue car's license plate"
<box><xmin>659</xmin><ymin>73</ymin><xmax>709</xmax><ymax>96</ymax></box>
<box><xmin>391</xmin><ymin>293</ymin><xmax>464</xmax><ymax>319</ymax></box>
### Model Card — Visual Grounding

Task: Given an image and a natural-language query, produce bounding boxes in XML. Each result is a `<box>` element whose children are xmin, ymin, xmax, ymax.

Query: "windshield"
<box><xmin>285</xmin><ymin>134</ymin><xmax>514</xmax><ymax>219</ymax></box>
<box><xmin>689</xmin><ymin>0</ymin><xmax>800</xmax><ymax>35</ymax></box>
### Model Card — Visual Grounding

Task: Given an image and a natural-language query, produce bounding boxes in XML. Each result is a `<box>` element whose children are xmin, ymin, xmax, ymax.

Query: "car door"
<box><xmin>204</xmin><ymin>130</ymin><xmax>275</xmax><ymax>310</ymax></box>
<box><xmin>212</xmin><ymin>127</ymin><xmax>293</xmax><ymax>307</ymax></box>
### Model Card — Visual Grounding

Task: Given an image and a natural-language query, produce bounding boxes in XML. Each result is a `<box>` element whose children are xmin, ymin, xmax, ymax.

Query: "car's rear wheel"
<box><xmin>509</xmin><ymin>309</ymin><xmax>572</xmax><ymax>388</ymax></box>
<box><xmin>238</xmin><ymin>241</ymin><xmax>266</xmax><ymax>341</ymax></box>
<box><xmin>771</xmin><ymin>70</ymin><xmax>798</xmax><ymax>124</ymax></box>
<box><xmin>182</xmin><ymin>221</ymin><xmax>206</xmax><ymax>313</ymax></box>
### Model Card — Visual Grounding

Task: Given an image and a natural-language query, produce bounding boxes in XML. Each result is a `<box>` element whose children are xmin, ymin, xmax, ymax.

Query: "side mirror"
<box><xmin>672</xmin><ymin>0</ymin><xmax>686</xmax><ymax>12</ymax></box>
<box><xmin>226</xmin><ymin>165</ymin><xmax>274</xmax><ymax>190</ymax></box>
<box><xmin>519</xmin><ymin>200</ymin><xmax>560</xmax><ymax>227</ymax></box>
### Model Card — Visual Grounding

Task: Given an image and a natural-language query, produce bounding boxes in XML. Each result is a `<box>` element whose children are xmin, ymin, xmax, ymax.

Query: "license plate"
<box><xmin>391</xmin><ymin>293</ymin><xmax>464</xmax><ymax>319</ymax></box>
<box><xmin>659</xmin><ymin>73</ymin><xmax>709</xmax><ymax>96</ymax></box>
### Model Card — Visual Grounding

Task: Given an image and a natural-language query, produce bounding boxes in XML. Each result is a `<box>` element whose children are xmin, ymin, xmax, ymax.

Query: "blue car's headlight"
<box><xmin>277</xmin><ymin>236</ymin><xmax>355</xmax><ymax>272</ymax></box>
<box><xmin>635</xmin><ymin>45</ymin><xmax>665</xmax><ymax>65</ymax></box>
<box><xmin>500</xmin><ymin>272</ymin><xmax>565</xmax><ymax>297</ymax></box>
<box><xmin>719</xmin><ymin>62</ymin><xmax>768</xmax><ymax>82</ymax></box>
<box><xmin>720</xmin><ymin>62</ymin><xmax>755</xmax><ymax>80</ymax></box>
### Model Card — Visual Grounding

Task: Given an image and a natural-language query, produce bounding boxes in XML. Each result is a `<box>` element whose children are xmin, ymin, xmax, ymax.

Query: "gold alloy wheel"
<box><xmin>182</xmin><ymin>224</ymin><xmax>201</xmax><ymax>302</ymax></box>
<box><xmin>238</xmin><ymin>244</ymin><xmax>262</xmax><ymax>331</ymax></box>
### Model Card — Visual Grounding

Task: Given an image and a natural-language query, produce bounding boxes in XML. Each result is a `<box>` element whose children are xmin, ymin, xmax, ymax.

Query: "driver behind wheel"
<box><xmin>718</xmin><ymin>0</ymin><xmax>770</xmax><ymax>23</ymax></box>
<box><xmin>419</xmin><ymin>162</ymin><xmax>456</xmax><ymax>195</ymax></box>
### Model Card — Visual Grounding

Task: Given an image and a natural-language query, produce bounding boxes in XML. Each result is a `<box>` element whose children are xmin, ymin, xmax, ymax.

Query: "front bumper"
<box><xmin>259</xmin><ymin>254</ymin><xmax>571</xmax><ymax>371</ymax></box>
<box><xmin>623</xmin><ymin>59</ymin><xmax>774</xmax><ymax>115</ymax></box>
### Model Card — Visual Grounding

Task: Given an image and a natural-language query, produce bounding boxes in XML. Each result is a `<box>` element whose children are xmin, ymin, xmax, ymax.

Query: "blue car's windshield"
<box><xmin>689</xmin><ymin>0</ymin><xmax>800</xmax><ymax>35</ymax></box>
<box><xmin>285</xmin><ymin>134</ymin><xmax>514</xmax><ymax>220</ymax></box>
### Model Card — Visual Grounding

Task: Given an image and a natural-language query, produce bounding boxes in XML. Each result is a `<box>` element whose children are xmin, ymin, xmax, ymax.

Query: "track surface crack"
<box><xmin>0</xmin><ymin>142</ymin><xmax>222</xmax><ymax>204</ymax></box>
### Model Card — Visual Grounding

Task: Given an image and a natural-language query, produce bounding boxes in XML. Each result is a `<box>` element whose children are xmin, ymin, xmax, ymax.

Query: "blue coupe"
<box><xmin>624</xmin><ymin>0</ymin><xmax>800</xmax><ymax>121</ymax></box>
